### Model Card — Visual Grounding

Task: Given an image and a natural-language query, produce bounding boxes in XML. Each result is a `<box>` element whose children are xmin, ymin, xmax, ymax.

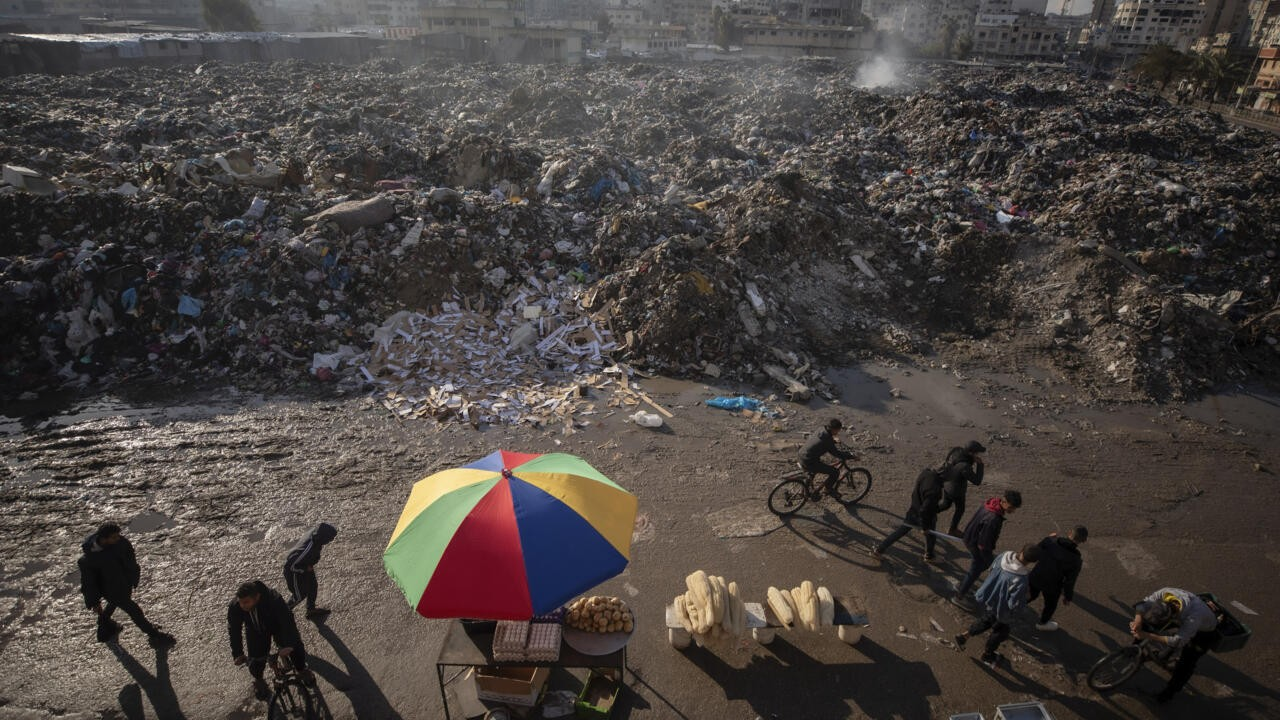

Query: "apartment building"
<box><xmin>862</xmin><ymin>0</ymin><xmax>979</xmax><ymax>49</ymax></box>
<box><xmin>737</xmin><ymin>17</ymin><xmax>873</xmax><ymax>57</ymax></box>
<box><xmin>1105</xmin><ymin>0</ymin><xmax>1209</xmax><ymax>52</ymax></box>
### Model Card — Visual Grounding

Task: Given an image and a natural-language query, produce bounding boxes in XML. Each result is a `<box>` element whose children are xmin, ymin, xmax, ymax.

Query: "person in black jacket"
<box><xmin>871</xmin><ymin>466</ymin><xmax>945</xmax><ymax>562</ymax></box>
<box><xmin>283</xmin><ymin>523</ymin><xmax>337</xmax><ymax>620</ymax></box>
<box><xmin>798</xmin><ymin>419</ymin><xmax>855</xmax><ymax>498</ymax></box>
<box><xmin>229</xmin><ymin>580</ymin><xmax>315</xmax><ymax>700</ymax></box>
<box><xmin>952</xmin><ymin>490</ymin><xmax>1023</xmax><ymax>603</ymax></box>
<box><xmin>1027</xmin><ymin>526</ymin><xmax>1087</xmax><ymax>631</ymax></box>
<box><xmin>934</xmin><ymin>441</ymin><xmax>985</xmax><ymax>536</ymax></box>
<box><xmin>78</xmin><ymin>524</ymin><xmax>175</xmax><ymax>647</ymax></box>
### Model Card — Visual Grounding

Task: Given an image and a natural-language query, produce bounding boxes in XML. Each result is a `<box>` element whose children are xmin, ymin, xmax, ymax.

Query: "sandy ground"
<box><xmin>1</xmin><ymin>360</ymin><xmax>1278</xmax><ymax>720</ymax></box>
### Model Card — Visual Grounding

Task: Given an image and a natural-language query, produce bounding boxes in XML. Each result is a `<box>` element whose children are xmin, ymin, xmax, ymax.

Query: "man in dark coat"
<box><xmin>78</xmin><ymin>524</ymin><xmax>175</xmax><ymax>647</ymax></box>
<box><xmin>871</xmin><ymin>466</ymin><xmax>945</xmax><ymax>561</ymax></box>
<box><xmin>229</xmin><ymin>580</ymin><xmax>315</xmax><ymax>700</ymax></box>
<box><xmin>798</xmin><ymin>419</ymin><xmax>855</xmax><ymax>498</ymax></box>
<box><xmin>935</xmin><ymin>440</ymin><xmax>985</xmax><ymax>536</ymax></box>
<box><xmin>283</xmin><ymin>523</ymin><xmax>338</xmax><ymax>620</ymax></box>
<box><xmin>953</xmin><ymin>490</ymin><xmax>1023</xmax><ymax>602</ymax></box>
<box><xmin>1027</xmin><ymin>526</ymin><xmax>1087</xmax><ymax>631</ymax></box>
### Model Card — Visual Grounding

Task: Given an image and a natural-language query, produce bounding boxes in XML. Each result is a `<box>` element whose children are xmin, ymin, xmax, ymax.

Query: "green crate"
<box><xmin>1199</xmin><ymin>593</ymin><xmax>1252</xmax><ymax>653</ymax></box>
<box><xmin>574</xmin><ymin>671</ymin><xmax>619</xmax><ymax>720</ymax></box>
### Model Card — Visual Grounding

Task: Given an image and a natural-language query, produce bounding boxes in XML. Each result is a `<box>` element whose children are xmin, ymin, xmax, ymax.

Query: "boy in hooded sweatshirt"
<box><xmin>954</xmin><ymin>489</ymin><xmax>1023</xmax><ymax>600</ymax></box>
<box><xmin>954</xmin><ymin>542</ymin><xmax>1042</xmax><ymax>668</ymax></box>
<box><xmin>283</xmin><ymin>523</ymin><xmax>338</xmax><ymax>620</ymax></box>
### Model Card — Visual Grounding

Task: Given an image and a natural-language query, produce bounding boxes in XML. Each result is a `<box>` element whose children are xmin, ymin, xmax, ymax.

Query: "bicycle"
<box><xmin>1087</xmin><ymin>594</ymin><xmax>1251</xmax><ymax>692</ymax></box>
<box><xmin>768</xmin><ymin>458</ymin><xmax>873</xmax><ymax>515</ymax></box>
<box><xmin>243</xmin><ymin>652</ymin><xmax>318</xmax><ymax>720</ymax></box>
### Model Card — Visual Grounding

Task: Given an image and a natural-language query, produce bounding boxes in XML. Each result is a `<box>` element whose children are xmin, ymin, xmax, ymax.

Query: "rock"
<box><xmin>305</xmin><ymin>196</ymin><xmax>396</xmax><ymax>233</ymax></box>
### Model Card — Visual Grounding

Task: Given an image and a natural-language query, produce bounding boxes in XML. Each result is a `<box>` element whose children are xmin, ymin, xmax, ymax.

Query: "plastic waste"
<box><xmin>630</xmin><ymin>411</ymin><xmax>663</xmax><ymax>428</ymax></box>
<box><xmin>706</xmin><ymin>396</ymin><xmax>764</xmax><ymax>412</ymax></box>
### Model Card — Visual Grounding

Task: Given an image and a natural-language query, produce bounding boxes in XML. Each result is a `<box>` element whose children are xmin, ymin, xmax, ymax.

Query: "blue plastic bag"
<box><xmin>705</xmin><ymin>396</ymin><xmax>764</xmax><ymax>412</ymax></box>
<box><xmin>177</xmin><ymin>294</ymin><xmax>204</xmax><ymax>318</ymax></box>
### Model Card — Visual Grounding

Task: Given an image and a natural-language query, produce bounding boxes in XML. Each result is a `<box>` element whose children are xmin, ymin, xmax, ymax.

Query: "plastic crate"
<box><xmin>574</xmin><ymin>670</ymin><xmax>620</xmax><ymax>719</ymax></box>
<box><xmin>1199</xmin><ymin>593</ymin><xmax>1252</xmax><ymax>653</ymax></box>
<box><xmin>994</xmin><ymin>701</ymin><xmax>1053</xmax><ymax>720</ymax></box>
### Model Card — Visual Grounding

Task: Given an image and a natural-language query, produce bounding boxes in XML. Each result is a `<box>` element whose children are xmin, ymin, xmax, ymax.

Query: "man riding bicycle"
<box><xmin>799</xmin><ymin>419</ymin><xmax>855</xmax><ymax>500</ymax></box>
<box><xmin>1130</xmin><ymin>587</ymin><xmax>1219</xmax><ymax>704</ymax></box>
<box><xmin>229</xmin><ymin>580</ymin><xmax>317</xmax><ymax>700</ymax></box>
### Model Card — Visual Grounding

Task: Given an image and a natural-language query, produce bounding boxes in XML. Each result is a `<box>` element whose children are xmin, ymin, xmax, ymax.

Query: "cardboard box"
<box><xmin>474</xmin><ymin>665</ymin><xmax>550</xmax><ymax>707</ymax></box>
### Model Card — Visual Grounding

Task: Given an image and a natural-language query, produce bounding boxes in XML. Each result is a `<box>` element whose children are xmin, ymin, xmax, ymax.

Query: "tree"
<box><xmin>595</xmin><ymin>11</ymin><xmax>613</xmax><ymax>39</ymax></box>
<box><xmin>1189</xmin><ymin>53</ymin><xmax>1250</xmax><ymax>103</ymax></box>
<box><xmin>203</xmin><ymin>0</ymin><xmax>261</xmax><ymax>32</ymax></box>
<box><xmin>954</xmin><ymin>35</ymin><xmax>973</xmax><ymax>60</ymax></box>
<box><xmin>712</xmin><ymin>7</ymin><xmax>741</xmax><ymax>51</ymax></box>
<box><xmin>941</xmin><ymin>19</ymin><xmax>957</xmax><ymax>60</ymax></box>
<box><xmin>1133</xmin><ymin>43</ymin><xmax>1187</xmax><ymax>92</ymax></box>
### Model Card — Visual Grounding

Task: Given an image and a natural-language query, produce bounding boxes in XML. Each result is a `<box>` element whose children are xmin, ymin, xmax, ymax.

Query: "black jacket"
<box><xmin>1028</xmin><ymin>536</ymin><xmax>1083</xmax><ymax>600</ymax></box>
<box><xmin>228</xmin><ymin>581</ymin><xmax>303</xmax><ymax>659</ymax></box>
<box><xmin>962</xmin><ymin>496</ymin><xmax>1008</xmax><ymax>555</ymax></box>
<box><xmin>800</xmin><ymin>430</ymin><xmax>853</xmax><ymax>466</ymax></box>
<box><xmin>941</xmin><ymin>447</ymin><xmax>983</xmax><ymax>499</ymax></box>
<box><xmin>906</xmin><ymin>468</ymin><xmax>945</xmax><ymax>529</ymax></box>
<box><xmin>284</xmin><ymin>523</ymin><xmax>338</xmax><ymax>574</ymax></box>
<box><xmin>78</xmin><ymin>532</ymin><xmax>141</xmax><ymax>607</ymax></box>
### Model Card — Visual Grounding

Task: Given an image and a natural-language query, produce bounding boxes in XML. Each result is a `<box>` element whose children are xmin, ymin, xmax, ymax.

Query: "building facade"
<box><xmin>1104</xmin><ymin>0</ymin><xmax>1210</xmax><ymax>52</ymax></box>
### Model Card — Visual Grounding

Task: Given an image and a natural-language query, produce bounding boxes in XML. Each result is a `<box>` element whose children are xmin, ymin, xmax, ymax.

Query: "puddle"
<box><xmin>128</xmin><ymin>510</ymin><xmax>177</xmax><ymax>533</ymax></box>
<box><xmin>827</xmin><ymin>364</ymin><xmax>1005</xmax><ymax>427</ymax></box>
<box><xmin>1182</xmin><ymin>389</ymin><xmax>1280</xmax><ymax>441</ymax></box>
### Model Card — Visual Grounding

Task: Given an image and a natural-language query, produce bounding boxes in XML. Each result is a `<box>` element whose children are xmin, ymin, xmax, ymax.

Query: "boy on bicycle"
<box><xmin>799</xmin><ymin>419</ymin><xmax>855</xmax><ymax>499</ymax></box>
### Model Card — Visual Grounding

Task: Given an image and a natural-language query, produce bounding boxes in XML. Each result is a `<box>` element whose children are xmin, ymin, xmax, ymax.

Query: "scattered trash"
<box><xmin>630</xmin><ymin>411</ymin><xmax>663</xmax><ymax>428</ymax></box>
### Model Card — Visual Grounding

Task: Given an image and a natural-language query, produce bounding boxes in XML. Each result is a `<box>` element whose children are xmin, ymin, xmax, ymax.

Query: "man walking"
<box><xmin>1027</xmin><ymin>526</ymin><xmax>1087</xmax><ymax>631</ymax></box>
<box><xmin>954</xmin><ymin>543</ymin><xmax>1042</xmax><ymax>668</ymax></box>
<box><xmin>953</xmin><ymin>490</ymin><xmax>1022</xmax><ymax>603</ymax></box>
<box><xmin>283</xmin><ymin>523</ymin><xmax>338</xmax><ymax>620</ymax></box>
<box><xmin>871</xmin><ymin>465</ymin><xmax>945</xmax><ymax>562</ymax></box>
<box><xmin>78</xmin><ymin>523</ymin><xmax>176</xmax><ymax>648</ymax></box>
<box><xmin>935</xmin><ymin>441</ymin><xmax>985</xmax><ymax>536</ymax></box>
<box><xmin>229</xmin><ymin>580</ymin><xmax>316</xmax><ymax>700</ymax></box>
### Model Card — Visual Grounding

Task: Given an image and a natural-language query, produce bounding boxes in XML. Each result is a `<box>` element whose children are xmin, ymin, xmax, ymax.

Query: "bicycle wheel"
<box><xmin>1087</xmin><ymin>645</ymin><xmax>1144</xmax><ymax>691</ymax></box>
<box><xmin>268</xmin><ymin>680</ymin><xmax>316</xmax><ymax>720</ymax></box>
<box><xmin>835</xmin><ymin>467</ymin><xmax>873</xmax><ymax>505</ymax></box>
<box><xmin>768</xmin><ymin>479</ymin><xmax>809</xmax><ymax>516</ymax></box>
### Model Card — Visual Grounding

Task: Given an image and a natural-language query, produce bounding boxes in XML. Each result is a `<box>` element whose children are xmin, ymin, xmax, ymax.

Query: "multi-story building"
<box><xmin>862</xmin><ymin>0</ymin><xmax>978</xmax><ymax>50</ymax></box>
<box><xmin>1249</xmin><ymin>0</ymin><xmax>1280</xmax><ymax>46</ymax></box>
<box><xmin>736</xmin><ymin>17</ymin><xmax>873</xmax><ymax>57</ymax></box>
<box><xmin>1249</xmin><ymin>44</ymin><xmax>1280</xmax><ymax>108</ymax></box>
<box><xmin>1105</xmin><ymin>0</ymin><xmax>1210</xmax><ymax>52</ymax></box>
<box><xmin>643</xmin><ymin>0</ymin><xmax>711</xmax><ymax>40</ymax></box>
<box><xmin>974</xmin><ymin>0</ymin><xmax>1068</xmax><ymax>60</ymax></box>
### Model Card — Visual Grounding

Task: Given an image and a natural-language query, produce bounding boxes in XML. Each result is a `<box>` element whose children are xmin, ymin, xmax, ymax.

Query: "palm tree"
<box><xmin>1134</xmin><ymin>43</ymin><xmax>1188</xmax><ymax>92</ymax></box>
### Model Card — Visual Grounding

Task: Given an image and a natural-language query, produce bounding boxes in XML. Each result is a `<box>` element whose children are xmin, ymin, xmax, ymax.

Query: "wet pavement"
<box><xmin>1</xmin><ymin>363</ymin><xmax>1278</xmax><ymax>719</ymax></box>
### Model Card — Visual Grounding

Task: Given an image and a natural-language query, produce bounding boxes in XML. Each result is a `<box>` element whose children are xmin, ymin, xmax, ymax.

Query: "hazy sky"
<box><xmin>1046</xmin><ymin>0</ymin><xmax>1094</xmax><ymax>15</ymax></box>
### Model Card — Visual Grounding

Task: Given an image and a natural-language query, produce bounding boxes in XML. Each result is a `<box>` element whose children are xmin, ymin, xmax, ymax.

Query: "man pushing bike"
<box><xmin>1131</xmin><ymin>587</ymin><xmax>1219</xmax><ymax>704</ymax></box>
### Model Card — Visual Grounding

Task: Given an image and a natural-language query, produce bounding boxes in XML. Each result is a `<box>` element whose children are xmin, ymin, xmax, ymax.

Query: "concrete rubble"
<box><xmin>2</xmin><ymin>60</ymin><xmax>1278</xmax><ymax>423</ymax></box>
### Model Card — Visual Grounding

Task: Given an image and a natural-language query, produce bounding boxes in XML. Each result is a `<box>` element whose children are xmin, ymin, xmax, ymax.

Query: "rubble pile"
<box><xmin>2</xmin><ymin>61</ymin><xmax>1277</xmax><ymax>415</ymax></box>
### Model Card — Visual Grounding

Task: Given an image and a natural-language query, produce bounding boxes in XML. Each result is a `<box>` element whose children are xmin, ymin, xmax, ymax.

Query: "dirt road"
<box><xmin>2</xmin><ymin>361</ymin><xmax>1277</xmax><ymax>719</ymax></box>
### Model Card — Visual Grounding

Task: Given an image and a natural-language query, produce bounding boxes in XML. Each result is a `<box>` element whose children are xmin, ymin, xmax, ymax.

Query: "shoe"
<box><xmin>299</xmin><ymin>669</ymin><xmax>317</xmax><ymax>688</ymax></box>
<box><xmin>97</xmin><ymin>620</ymin><xmax>124</xmax><ymax>643</ymax></box>
<box><xmin>1035</xmin><ymin>621</ymin><xmax>1059</xmax><ymax>632</ymax></box>
<box><xmin>923</xmin><ymin>553</ymin><xmax>939</xmax><ymax>564</ymax></box>
<box><xmin>949</xmin><ymin>594</ymin><xmax>974</xmax><ymax>610</ymax></box>
<box><xmin>953</xmin><ymin>633</ymin><xmax>967</xmax><ymax>650</ymax></box>
<box><xmin>147</xmin><ymin>631</ymin><xmax>176</xmax><ymax>648</ymax></box>
<box><xmin>869</xmin><ymin>547</ymin><xmax>883</xmax><ymax>560</ymax></box>
<box><xmin>1154</xmin><ymin>690</ymin><xmax>1175</xmax><ymax>705</ymax></box>
<box><xmin>980</xmin><ymin>652</ymin><xmax>1003</xmax><ymax>669</ymax></box>
<box><xmin>305</xmin><ymin>607</ymin><xmax>331</xmax><ymax>621</ymax></box>
<box><xmin>253</xmin><ymin>678</ymin><xmax>270</xmax><ymax>701</ymax></box>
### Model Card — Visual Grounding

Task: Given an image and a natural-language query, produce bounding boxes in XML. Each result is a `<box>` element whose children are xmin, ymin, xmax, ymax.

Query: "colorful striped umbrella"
<box><xmin>383</xmin><ymin>450</ymin><xmax>639</xmax><ymax>620</ymax></box>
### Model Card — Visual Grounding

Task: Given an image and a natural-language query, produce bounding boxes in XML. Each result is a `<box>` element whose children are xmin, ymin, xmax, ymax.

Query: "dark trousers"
<box><xmin>285</xmin><ymin>570</ymin><xmax>318</xmax><ymax>610</ymax></box>
<box><xmin>968</xmin><ymin>612</ymin><xmax>1011</xmax><ymax>657</ymax></box>
<box><xmin>935</xmin><ymin>493</ymin><xmax>966</xmax><ymax>533</ymax></box>
<box><xmin>957</xmin><ymin>544</ymin><xmax>992</xmax><ymax>596</ymax></box>
<box><xmin>1026</xmin><ymin>583</ymin><xmax>1060</xmax><ymax>624</ymax></box>
<box><xmin>802</xmin><ymin>460</ymin><xmax>839</xmax><ymax>489</ymax></box>
<box><xmin>248</xmin><ymin>646</ymin><xmax>310</xmax><ymax>680</ymax></box>
<box><xmin>877</xmin><ymin>522</ymin><xmax>937</xmax><ymax>556</ymax></box>
<box><xmin>100</xmin><ymin>596</ymin><xmax>158</xmax><ymax>637</ymax></box>
<box><xmin>1162</xmin><ymin>630</ymin><xmax>1217</xmax><ymax>698</ymax></box>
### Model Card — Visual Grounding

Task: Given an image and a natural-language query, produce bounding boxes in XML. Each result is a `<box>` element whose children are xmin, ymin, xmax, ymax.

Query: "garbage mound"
<box><xmin>2</xmin><ymin>60</ymin><xmax>1278</xmax><ymax>416</ymax></box>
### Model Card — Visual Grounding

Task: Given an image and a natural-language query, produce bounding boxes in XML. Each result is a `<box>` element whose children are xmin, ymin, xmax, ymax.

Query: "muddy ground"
<box><xmin>1</xmin><ymin>360</ymin><xmax>1278</xmax><ymax>720</ymax></box>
